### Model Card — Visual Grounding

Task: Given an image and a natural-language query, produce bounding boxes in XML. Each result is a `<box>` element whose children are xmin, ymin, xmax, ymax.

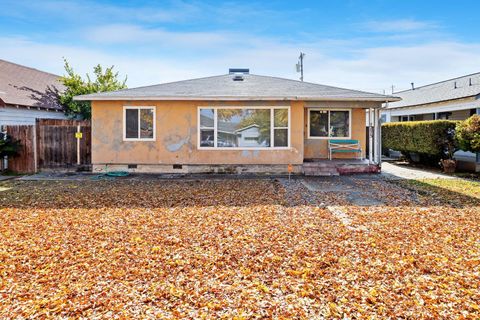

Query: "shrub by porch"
<box><xmin>382</xmin><ymin>120</ymin><xmax>458</xmax><ymax>165</ymax></box>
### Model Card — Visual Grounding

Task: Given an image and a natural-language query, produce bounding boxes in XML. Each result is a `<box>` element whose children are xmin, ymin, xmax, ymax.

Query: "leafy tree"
<box><xmin>456</xmin><ymin>114</ymin><xmax>480</xmax><ymax>153</ymax></box>
<box><xmin>59</xmin><ymin>59</ymin><xmax>127</xmax><ymax>119</ymax></box>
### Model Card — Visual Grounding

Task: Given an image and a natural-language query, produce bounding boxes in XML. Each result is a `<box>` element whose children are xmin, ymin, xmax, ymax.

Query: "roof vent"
<box><xmin>411</xmin><ymin>82</ymin><xmax>415</xmax><ymax>90</ymax></box>
<box><xmin>229</xmin><ymin>68</ymin><xmax>249</xmax><ymax>74</ymax></box>
<box><xmin>232</xmin><ymin>75</ymin><xmax>244</xmax><ymax>81</ymax></box>
<box><xmin>469</xmin><ymin>78</ymin><xmax>472</xmax><ymax>86</ymax></box>
<box><xmin>454</xmin><ymin>81</ymin><xmax>457</xmax><ymax>89</ymax></box>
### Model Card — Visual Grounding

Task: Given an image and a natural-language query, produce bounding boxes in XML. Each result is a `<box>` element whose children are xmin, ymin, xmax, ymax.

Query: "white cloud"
<box><xmin>361</xmin><ymin>19</ymin><xmax>437</xmax><ymax>33</ymax></box>
<box><xmin>2</xmin><ymin>29</ymin><xmax>480</xmax><ymax>95</ymax></box>
<box><xmin>84</xmin><ymin>24</ymin><xmax>231</xmax><ymax>47</ymax></box>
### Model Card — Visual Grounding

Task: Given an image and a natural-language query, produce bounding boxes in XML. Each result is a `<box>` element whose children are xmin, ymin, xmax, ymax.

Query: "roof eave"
<box><xmin>74</xmin><ymin>95</ymin><xmax>401</xmax><ymax>103</ymax></box>
<box><xmin>386</xmin><ymin>94</ymin><xmax>478</xmax><ymax>110</ymax></box>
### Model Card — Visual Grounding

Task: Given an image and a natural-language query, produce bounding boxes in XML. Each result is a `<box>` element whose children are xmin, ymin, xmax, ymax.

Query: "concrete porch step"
<box><xmin>303</xmin><ymin>162</ymin><xmax>337</xmax><ymax>168</ymax></box>
<box><xmin>303</xmin><ymin>166</ymin><xmax>339</xmax><ymax>176</ymax></box>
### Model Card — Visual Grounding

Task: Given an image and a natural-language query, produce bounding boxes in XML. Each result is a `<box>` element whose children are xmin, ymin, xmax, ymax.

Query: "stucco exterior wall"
<box><xmin>91</xmin><ymin>100</ymin><xmax>378</xmax><ymax>169</ymax></box>
<box><xmin>91</xmin><ymin>100</ymin><xmax>304</xmax><ymax>166</ymax></box>
<box><xmin>303</xmin><ymin>101</ymin><xmax>379</xmax><ymax>159</ymax></box>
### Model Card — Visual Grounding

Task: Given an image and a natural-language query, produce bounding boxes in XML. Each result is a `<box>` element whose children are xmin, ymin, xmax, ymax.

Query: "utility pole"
<box><xmin>296</xmin><ymin>52</ymin><xmax>305</xmax><ymax>81</ymax></box>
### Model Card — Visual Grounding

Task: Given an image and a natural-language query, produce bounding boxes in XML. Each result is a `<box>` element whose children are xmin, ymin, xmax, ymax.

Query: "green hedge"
<box><xmin>382</xmin><ymin>120</ymin><xmax>458</xmax><ymax>159</ymax></box>
<box><xmin>456</xmin><ymin>115</ymin><xmax>480</xmax><ymax>153</ymax></box>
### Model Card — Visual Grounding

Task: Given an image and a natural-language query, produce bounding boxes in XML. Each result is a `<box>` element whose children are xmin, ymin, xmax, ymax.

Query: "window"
<box><xmin>199</xmin><ymin>108</ymin><xmax>215</xmax><ymax>147</ymax></box>
<box><xmin>437</xmin><ymin>112</ymin><xmax>451</xmax><ymax>120</ymax></box>
<box><xmin>198</xmin><ymin>107</ymin><xmax>290</xmax><ymax>149</ymax></box>
<box><xmin>308</xmin><ymin>109</ymin><xmax>350</xmax><ymax>139</ymax></box>
<box><xmin>124</xmin><ymin>106</ymin><xmax>155</xmax><ymax>140</ymax></box>
<box><xmin>273</xmin><ymin>108</ymin><xmax>288</xmax><ymax>147</ymax></box>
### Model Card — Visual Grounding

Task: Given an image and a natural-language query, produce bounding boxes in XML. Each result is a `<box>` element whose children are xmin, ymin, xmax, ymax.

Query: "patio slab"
<box><xmin>299</xmin><ymin>176</ymin><xmax>386</xmax><ymax>206</ymax></box>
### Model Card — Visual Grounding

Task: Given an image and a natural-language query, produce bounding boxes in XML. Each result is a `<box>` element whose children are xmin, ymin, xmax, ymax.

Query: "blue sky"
<box><xmin>1</xmin><ymin>0</ymin><xmax>480</xmax><ymax>93</ymax></box>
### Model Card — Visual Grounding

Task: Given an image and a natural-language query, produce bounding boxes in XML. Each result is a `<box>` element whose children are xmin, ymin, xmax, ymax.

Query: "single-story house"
<box><xmin>74</xmin><ymin>69</ymin><xmax>399</xmax><ymax>174</ymax></box>
<box><xmin>383</xmin><ymin>72</ymin><xmax>480</xmax><ymax>171</ymax></box>
<box><xmin>0</xmin><ymin>59</ymin><xmax>67</xmax><ymax>127</ymax></box>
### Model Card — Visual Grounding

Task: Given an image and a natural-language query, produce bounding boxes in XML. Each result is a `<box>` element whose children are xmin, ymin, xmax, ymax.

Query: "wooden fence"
<box><xmin>4</xmin><ymin>119</ymin><xmax>91</xmax><ymax>173</ymax></box>
<box><xmin>3</xmin><ymin>125</ymin><xmax>36</xmax><ymax>173</ymax></box>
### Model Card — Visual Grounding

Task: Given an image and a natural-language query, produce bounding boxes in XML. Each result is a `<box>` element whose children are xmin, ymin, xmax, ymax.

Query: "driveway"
<box><xmin>381</xmin><ymin>162</ymin><xmax>458</xmax><ymax>180</ymax></box>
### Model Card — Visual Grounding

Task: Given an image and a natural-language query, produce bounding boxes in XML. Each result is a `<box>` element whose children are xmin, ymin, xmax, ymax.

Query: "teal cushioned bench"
<box><xmin>328</xmin><ymin>139</ymin><xmax>363</xmax><ymax>160</ymax></box>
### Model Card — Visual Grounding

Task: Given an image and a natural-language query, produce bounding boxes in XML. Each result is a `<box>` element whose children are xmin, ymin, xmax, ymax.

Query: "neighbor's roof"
<box><xmin>74</xmin><ymin>73</ymin><xmax>399</xmax><ymax>102</ymax></box>
<box><xmin>0</xmin><ymin>59</ymin><xmax>65</xmax><ymax>110</ymax></box>
<box><xmin>387</xmin><ymin>71</ymin><xmax>480</xmax><ymax>109</ymax></box>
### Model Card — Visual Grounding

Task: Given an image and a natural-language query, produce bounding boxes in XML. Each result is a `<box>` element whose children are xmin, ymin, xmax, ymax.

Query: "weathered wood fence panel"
<box><xmin>4</xmin><ymin>125</ymin><xmax>36</xmax><ymax>173</ymax></box>
<box><xmin>4</xmin><ymin>119</ymin><xmax>91</xmax><ymax>173</ymax></box>
<box><xmin>36</xmin><ymin>119</ymin><xmax>91</xmax><ymax>169</ymax></box>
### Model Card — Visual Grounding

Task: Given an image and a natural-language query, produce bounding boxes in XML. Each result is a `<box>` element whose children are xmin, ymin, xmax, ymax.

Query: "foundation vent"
<box><xmin>128</xmin><ymin>164</ymin><xmax>137</xmax><ymax>169</ymax></box>
<box><xmin>173</xmin><ymin>164</ymin><xmax>183</xmax><ymax>169</ymax></box>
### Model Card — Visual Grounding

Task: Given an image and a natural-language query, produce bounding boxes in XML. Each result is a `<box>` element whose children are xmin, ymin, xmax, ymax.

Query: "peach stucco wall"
<box><xmin>91</xmin><ymin>100</ymin><xmax>304</xmax><ymax>165</ymax></box>
<box><xmin>91</xmin><ymin>100</ymin><xmax>381</xmax><ymax>165</ymax></box>
<box><xmin>303</xmin><ymin>101</ymin><xmax>380</xmax><ymax>159</ymax></box>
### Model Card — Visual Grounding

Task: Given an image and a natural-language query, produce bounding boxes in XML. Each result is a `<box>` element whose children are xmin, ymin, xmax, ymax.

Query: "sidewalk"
<box><xmin>0</xmin><ymin>175</ymin><xmax>17</xmax><ymax>182</ymax></box>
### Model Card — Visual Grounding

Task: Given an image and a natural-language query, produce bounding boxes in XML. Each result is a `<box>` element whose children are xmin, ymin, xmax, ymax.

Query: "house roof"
<box><xmin>387</xmin><ymin>71</ymin><xmax>480</xmax><ymax>109</ymax></box>
<box><xmin>0</xmin><ymin>59</ymin><xmax>65</xmax><ymax>110</ymax></box>
<box><xmin>74</xmin><ymin>73</ymin><xmax>399</xmax><ymax>103</ymax></box>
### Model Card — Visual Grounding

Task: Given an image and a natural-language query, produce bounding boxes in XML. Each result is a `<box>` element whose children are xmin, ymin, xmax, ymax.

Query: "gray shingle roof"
<box><xmin>387</xmin><ymin>72</ymin><xmax>480</xmax><ymax>109</ymax></box>
<box><xmin>74</xmin><ymin>74</ymin><xmax>398</xmax><ymax>102</ymax></box>
<box><xmin>0</xmin><ymin>59</ymin><xmax>65</xmax><ymax>110</ymax></box>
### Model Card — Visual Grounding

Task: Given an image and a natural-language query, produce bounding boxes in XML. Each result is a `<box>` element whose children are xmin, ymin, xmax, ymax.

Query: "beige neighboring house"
<box><xmin>383</xmin><ymin>72</ymin><xmax>480</xmax><ymax>171</ymax></box>
<box><xmin>74</xmin><ymin>68</ymin><xmax>398</xmax><ymax>175</ymax></box>
<box><xmin>0</xmin><ymin>59</ymin><xmax>67</xmax><ymax>127</ymax></box>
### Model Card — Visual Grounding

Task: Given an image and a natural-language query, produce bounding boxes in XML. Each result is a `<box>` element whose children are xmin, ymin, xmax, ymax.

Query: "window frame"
<box><xmin>197</xmin><ymin>106</ymin><xmax>291</xmax><ymax>150</ymax></box>
<box><xmin>123</xmin><ymin>106</ymin><xmax>156</xmax><ymax>141</ymax></box>
<box><xmin>307</xmin><ymin>108</ymin><xmax>352</xmax><ymax>140</ymax></box>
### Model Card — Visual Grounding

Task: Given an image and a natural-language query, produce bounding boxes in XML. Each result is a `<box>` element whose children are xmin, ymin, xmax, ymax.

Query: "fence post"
<box><xmin>1</xmin><ymin>126</ymin><xmax>6</xmax><ymax>171</ymax></box>
<box><xmin>33</xmin><ymin>123</ymin><xmax>38</xmax><ymax>173</ymax></box>
<box><xmin>77</xmin><ymin>124</ymin><xmax>81</xmax><ymax>165</ymax></box>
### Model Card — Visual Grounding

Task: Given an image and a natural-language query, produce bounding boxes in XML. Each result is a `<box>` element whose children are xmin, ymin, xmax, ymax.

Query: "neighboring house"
<box><xmin>0</xmin><ymin>59</ymin><xmax>67</xmax><ymax>127</ymax></box>
<box><xmin>74</xmin><ymin>69</ymin><xmax>398</xmax><ymax>174</ymax></box>
<box><xmin>383</xmin><ymin>72</ymin><xmax>480</xmax><ymax>171</ymax></box>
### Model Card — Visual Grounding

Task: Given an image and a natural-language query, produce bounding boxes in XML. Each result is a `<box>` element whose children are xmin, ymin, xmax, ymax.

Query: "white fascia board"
<box><xmin>73</xmin><ymin>95</ymin><xmax>399</xmax><ymax>103</ymax></box>
<box><xmin>388</xmin><ymin>100</ymin><xmax>480</xmax><ymax>116</ymax></box>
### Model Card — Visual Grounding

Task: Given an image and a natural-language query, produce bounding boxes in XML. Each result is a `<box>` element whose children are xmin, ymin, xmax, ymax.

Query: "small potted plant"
<box><xmin>0</xmin><ymin>132</ymin><xmax>21</xmax><ymax>172</ymax></box>
<box><xmin>440</xmin><ymin>158</ymin><xmax>457</xmax><ymax>173</ymax></box>
<box><xmin>439</xmin><ymin>126</ymin><xmax>458</xmax><ymax>173</ymax></box>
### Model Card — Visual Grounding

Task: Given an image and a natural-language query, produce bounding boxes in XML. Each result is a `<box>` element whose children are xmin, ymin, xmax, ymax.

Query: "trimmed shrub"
<box><xmin>456</xmin><ymin>114</ymin><xmax>480</xmax><ymax>153</ymax></box>
<box><xmin>0</xmin><ymin>132</ymin><xmax>20</xmax><ymax>158</ymax></box>
<box><xmin>382</xmin><ymin>120</ymin><xmax>458</xmax><ymax>162</ymax></box>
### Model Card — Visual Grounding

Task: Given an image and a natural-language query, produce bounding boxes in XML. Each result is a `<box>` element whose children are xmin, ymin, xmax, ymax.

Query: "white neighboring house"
<box><xmin>382</xmin><ymin>72</ymin><xmax>480</xmax><ymax>172</ymax></box>
<box><xmin>235</xmin><ymin>124</ymin><xmax>265</xmax><ymax>147</ymax></box>
<box><xmin>0</xmin><ymin>59</ymin><xmax>67</xmax><ymax>127</ymax></box>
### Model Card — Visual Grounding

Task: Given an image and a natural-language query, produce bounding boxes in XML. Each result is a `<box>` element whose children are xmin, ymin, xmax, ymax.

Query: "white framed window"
<box><xmin>123</xmin><ymin>106</ymin><xmax>156</xmax><ymax>141</ymax></box>
<box><xmin>198</xmin><ymin>106</ymin><xmax>290</xmax><ymax>149</ymax></box>
<box><xmin>308</xmin><ymin>108</ymin><xmax>351</xmax><ymax>139</ymax></box>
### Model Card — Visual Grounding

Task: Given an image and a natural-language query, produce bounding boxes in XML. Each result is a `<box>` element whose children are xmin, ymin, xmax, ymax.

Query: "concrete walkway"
<box><xmin>380</xmin><ymin>162</ymin><xmax>458</xmax><ymax>180</ymax></box>
<box><xmin>0</xmin><ymin>175</ymin><xmax>16</xmax><ymax>182</ymax></box>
